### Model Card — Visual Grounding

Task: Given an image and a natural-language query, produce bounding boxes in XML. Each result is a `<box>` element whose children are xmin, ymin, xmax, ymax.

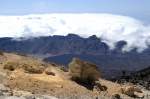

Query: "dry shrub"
<box><xmin>4</xmin><ymin>61</ymin><xmax>45</xmax><ymax>74</ymax></box>
<box><xmin>21</xmin><ymin>63</ymin><xmax>45</xmax><ymax>74</ymax></box>
<box><xmin>4</xmin><ymin>61</ymin><xmax>19</xmax><ymax>71</ymax></box>
<box><xmin>0</xmin><ymin>50</ymin><xmax>4</xmax><ymax>55</ymax></box>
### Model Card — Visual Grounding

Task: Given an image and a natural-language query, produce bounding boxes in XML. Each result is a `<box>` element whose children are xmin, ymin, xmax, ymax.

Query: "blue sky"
<box><xmin>0</xmin><ymin>0</ymin><xmax>149</xmax><ymax>22</ymax></box>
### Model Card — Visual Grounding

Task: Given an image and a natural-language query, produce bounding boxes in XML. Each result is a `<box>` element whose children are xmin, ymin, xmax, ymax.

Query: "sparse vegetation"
<box><xmin>60</xmin><ymin>66</ymin><xmax>68</xmax><ymax>72</ymax></box>
<box><xmin>0</xmin><ymin>52</ymin><xmax>149</xmax><ymax>99</ymax></box>
<box><xmin>69</xmin><ymin>58</ymin><xmax>100</xmax><ymax>89</ymax></box>
<box><xmin>3</xmin><ymin>61</ymin><xmax>19</xmax><ymax>71</ymax></box>
<box><xmin>0</xmin><ymin>50</ymin><xmax>4</xmax><ymax>55</ymax></box>
<box><xmin>22</xmin><ymin>63</ymin><xmax>45</xmax><ymax>74</ymax></box>
<box><xmin>3</xmin><ymin>61</ymin><xmax>46</xmax><ymax>74</ymax></box>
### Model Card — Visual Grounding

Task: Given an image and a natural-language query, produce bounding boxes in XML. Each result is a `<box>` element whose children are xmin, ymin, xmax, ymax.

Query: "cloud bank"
<box><xmin>0</xmin><ymin>13</ymin><xmax>150</xmax><ymax>52</ymax></box>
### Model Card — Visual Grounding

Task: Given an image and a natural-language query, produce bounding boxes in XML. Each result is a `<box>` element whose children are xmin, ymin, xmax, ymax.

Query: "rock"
<box><xmin>93</xmin><ymin>81</ymin><xmax>107</xmax><ymax>92</ymax></box>
<box><xmin>134</xmin><ymin>91</ymin><xmax>144</xmax><ymax>98</ymax></box>
<box><xmin>121</xmin><ymin>85</ymin><xmax>144</xmax><ymax>98</ymax></box>
<box><xmin>0</xmin><ymin>84</ymin><xmax>10</xmax><ymax>91</ymax></box>
<box><xmin>45</xmin><ymin>67</ymin><xmax>55</xmax><ymax>76</ymax></box>
<box><xmin>0</xmin><ymin>95</ymin><xmax>58</xmax><ymax>99</ymax></box>
<box><xmin>0</xmin><ymin>96</ymin><xmax>26</xmax><ymax>99</ymax></box>
<box><xmin>24</xmin><ymin>95</ymin><xmax>58</xmax><ymax>99</ymax></box>
<box><xmin>0</xmin><ymin>84</ymin><xmax>12</xmax><ymax>96</ymax></box>
<box><xmin>2</xmin><ymin>92</ymin><xmax>13</xmax><ymax>97</ymax></box>
<box><xmin>12</xmin><ymin>90</ymin><xmax>32</xmax><ymax>97</ymax></box>
<box><xmin>111</xmin><ymin>94</ymin><xmax>121</xmax><ymax>99</ymax></box>
<box><xmin>69</xmin><ymin>58</ymin><xmax>100</xmax><ymax>84</ymax></box>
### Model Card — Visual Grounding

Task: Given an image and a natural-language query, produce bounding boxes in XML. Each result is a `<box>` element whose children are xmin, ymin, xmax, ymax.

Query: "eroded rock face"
<box><xmin>69</xmin><ymin>58</ymin><xmax>101</xmax><ymax>85</ymax></box>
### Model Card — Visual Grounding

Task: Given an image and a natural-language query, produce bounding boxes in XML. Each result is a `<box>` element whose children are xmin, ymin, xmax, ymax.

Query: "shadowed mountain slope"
<box><xmin>0</xmin><ymin>34</ymin><xmax>150</xmax><ymax>79</ymax></box>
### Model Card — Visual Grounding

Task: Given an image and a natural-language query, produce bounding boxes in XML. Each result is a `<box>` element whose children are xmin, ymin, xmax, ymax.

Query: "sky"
<box><xmin>0</xmin><ymin>0</ymin><xmax>150</xmax><ymax>51</ymax></box>
<box><xmin>0</xmin><ymin>0</ymin><xmax>149</xmax><ymax>23</ymax></box>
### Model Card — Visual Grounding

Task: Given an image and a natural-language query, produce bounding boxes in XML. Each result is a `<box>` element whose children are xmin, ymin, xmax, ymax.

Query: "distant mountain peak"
<box><xmin>67</xmin><ymin>33</ymin><xmax>80</xmax><ymax>37</ymax></box>
<box><xmin>115</xmin><ymin>40</ymin><xmax>127</xmax><ymax>50</ymax></box>
<box><xmin>88</xmin><ymin>35</ymin><xmax>99</xmax><ymax>40</ymax></box>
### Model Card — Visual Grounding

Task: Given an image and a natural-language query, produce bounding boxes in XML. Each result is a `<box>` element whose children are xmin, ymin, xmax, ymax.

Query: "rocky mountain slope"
<box><xmin>117</xmin><ymin>66</ymin><xmax>150</xmax><ymax>90</ymax></box>
<box><xmin>0</xmin><ymin>52</ymin><xmax>149</xmax><ymax>99</ymax></box>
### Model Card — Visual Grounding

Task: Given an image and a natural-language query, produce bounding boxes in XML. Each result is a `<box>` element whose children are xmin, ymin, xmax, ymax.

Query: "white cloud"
<box><xmin>0</xmin><ymin>13</ymin><xmax>150</xmax><ymax>52</ymax></box>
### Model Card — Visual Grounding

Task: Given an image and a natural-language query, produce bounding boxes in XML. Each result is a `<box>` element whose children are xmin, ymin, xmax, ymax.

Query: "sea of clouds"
<box><xmin>0</xmin><ymin>13</ymin><xmax>150</xmax><ymax>52</ymax></box>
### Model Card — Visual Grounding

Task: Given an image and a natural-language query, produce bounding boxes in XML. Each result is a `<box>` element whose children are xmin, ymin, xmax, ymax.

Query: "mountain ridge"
<box><xmin>0</xmin><ymin>34</ymin><xmax>150</xmax><ymax>79</ymax></box>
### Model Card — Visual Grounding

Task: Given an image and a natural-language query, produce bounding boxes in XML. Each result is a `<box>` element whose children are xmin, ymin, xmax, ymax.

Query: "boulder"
<box><xmin>69</xmin><ymin>58</ymin><xmax>100</xmax><ymax>84</ymax></box>
<box><xmin>121</xmin><ymin>85</ymin><xmax>144</xmax><ymax>98</ymax></box>
<box><xmin>45</xmin><ymin>67</ymin><xmax>55</xmax><ymax>76</ymax></box>
<box><xmin>134</xmin><ymin>91</ymin><xmax>144</xmax><ymax>98</ymax></box>
<box><xmin>111</xmin><ymin>94</ymin><xmax>121</xmax><ymax>99</ymax></box>
<box><xmin>93</xmin><ymin>81</ymin><xmax>107</xmax><ymax>91</ymax></box>
<box><xmin>0</xmin><ymin>84</ymin><xmax>12</xmax><ymax>96</ymax></box>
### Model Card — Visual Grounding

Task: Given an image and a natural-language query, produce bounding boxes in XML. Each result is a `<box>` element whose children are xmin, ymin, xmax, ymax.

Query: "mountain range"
<box><xmin>0</xmin><ymin>34</ymin><xmax>150</xmax><ymax>79</ymax></box>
